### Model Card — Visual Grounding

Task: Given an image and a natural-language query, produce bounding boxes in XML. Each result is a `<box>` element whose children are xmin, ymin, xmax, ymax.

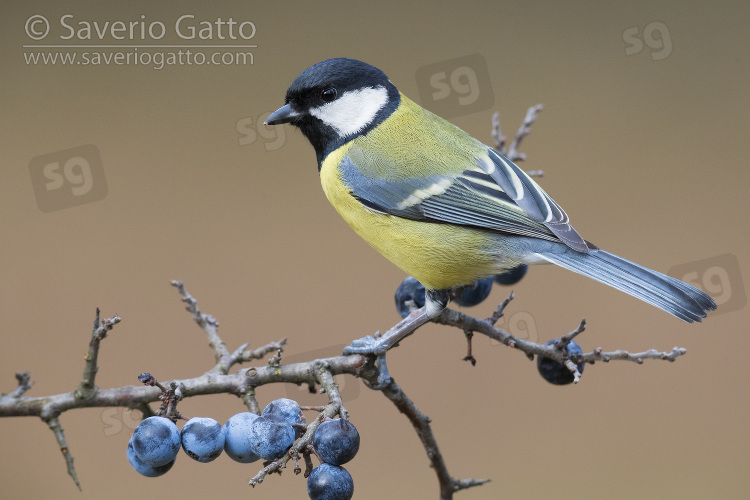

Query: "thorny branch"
<box><xmin>0</xmin><ymin>282</ymin><xmax>687</xmax><ymax>498</ymax></box>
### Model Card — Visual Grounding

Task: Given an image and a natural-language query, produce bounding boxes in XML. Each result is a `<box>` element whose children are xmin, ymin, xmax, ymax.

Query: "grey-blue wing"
<box><xmin>338</xmin><ymin>146</ymin><xmax>590</xmax><ymax>251</ymax></box>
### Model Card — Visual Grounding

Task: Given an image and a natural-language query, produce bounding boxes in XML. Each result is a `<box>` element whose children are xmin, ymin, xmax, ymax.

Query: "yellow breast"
<box><xmin>319</xmin><ymin>143</ymin><xmax>500</xmax><ymax>290</ymax></box>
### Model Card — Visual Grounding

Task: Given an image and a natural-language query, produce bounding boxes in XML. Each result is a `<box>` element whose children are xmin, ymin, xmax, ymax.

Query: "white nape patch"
<box><xmin>309</xmin><ymin>86</ymin><xmax>388</xmax><ymax>137</ymax></box>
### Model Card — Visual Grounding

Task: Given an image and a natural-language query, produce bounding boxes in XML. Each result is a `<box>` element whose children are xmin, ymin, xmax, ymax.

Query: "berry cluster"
<box><xmin>127</xmin><ymin>397</ymin><xmax>359</xmax><ymax>500</ymax></box>
<box><xmin>308</xmin><ymin>418</ymin><xmax>359</xmax><ymax>499</ymax></box>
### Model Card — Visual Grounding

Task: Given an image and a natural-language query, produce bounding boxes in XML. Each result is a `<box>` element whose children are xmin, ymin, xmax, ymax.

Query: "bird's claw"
<box><xmin>363</xmin><ymin>353</ymin><xmax>391</xmax><ymax>390</ymax></box>
<box><xmin>343</xmin><ymin>338</ymin><xmax>392</xmax><ymax>390</ymax></box>
<box><xmin>343</xmin><ymin>335</ymin><xmax>389</xmax><ymax>356</ymax></box>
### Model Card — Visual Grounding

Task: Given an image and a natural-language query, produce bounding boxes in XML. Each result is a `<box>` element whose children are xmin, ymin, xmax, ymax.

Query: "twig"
<box><xmin>266</xmin><ymin>348</ymin><xmax>283</xmax><ymax>369</ymax></box>
<box><xmin>75</xmin><ymin>308</ymin><xmax>121</xmax><ymax>400</ymax></box>
<box><xmin>303</xmin><ymin>451</ymin><xmax>314</xmax><ymax>478</ymax></box>
<box><xmin>462</xmin><ymin>330</ymin><xmax>476</xmax><ymax>365</ymax></box>
<box><xmin>508</xmin><ymin>104</ymin><xmax>543</xmax><ymax>162</ymax></box>
<box><xmin>300</xmin><ymin>405</ymin><xmax>327</xmax><ymax>412</ymax></box>
<box><xmin>492</xmin><ymin>104</ymin><xmax>544</xmax><ymax>164</ymax></box>
<box><xmin>137</xmin><ymin>372</ymin><xmax>166</xmax><ymax>392</ymax></box>
<box><xmin>227</xmin><ymin>342</ymin><xmax>250</xmax><ymax>366</ymax></box>
<box><xmin>291</xmin><ymin>449</ymin><xmax>301</xmax><ymax>474</ymax></box>
<box><xmin>370</xmin><ymin>375</ymin><xmax>489</xmax><ymax>499</ymax></box>
<box><xmin>1</xmin><ymin>372</ymin><xmax>33</xmax><ymax>399</ymax></box>
<box><xmin>45</xmin><ymin>416</ymin><xmax>81</xmax><ymax>491</ymax></box>
<box><xmin>171</xmin><ymin>280</ymin><xmax>228</xmax><ymax>365</ymax></box>
<box><xmin>241</xmin><ymin>386</ymin><xmax>261</xmax><ymax>414</ymax></box>
<box><xmin>488</xmin><ymin>291</ymin><xmax>515</xmax><ymax>325</ymax></box>
<box><xmin>436</xmin><ymin>306</ymin><xmax>687</xmax><ymax>371</ymax></box>
<box><xmin>452</xmin><ymin>477</ymin><xmax>492</xmax><ymax>493</ymax></box>
<box><xmin>238</xmin><ymin>339</ymin><xmax>288</xmax><ymax>364</ymax></box>
<box><xmin>589</xmin><ymin>346</ymin><xmax>686</xmax><ymax>364</ymax></box>
<box><xmin>160</xmin><ymin>382</ymin><xmax>184</xmax><ymax>421</ymax></box>
<box><xmin>171</xmin><ymin>282</ymin><xmax>287</xmax><ymax>375</ymax></box>
<box><xmin>559</xmin><ymin>319</ymin><xmax>587</xmax><ymax>346</ymax></box>
<box><xmin>491</xmin><ymin>112</ymin><xmax>506</xmax><ymax>153</ymax></box>
<box><xmin>315</xmin><ymin>363</ymin><xmax>348</xmax><ymax>420</ymax></box>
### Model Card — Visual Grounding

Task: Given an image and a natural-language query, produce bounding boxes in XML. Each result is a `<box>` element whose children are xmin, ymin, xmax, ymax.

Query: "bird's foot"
<box><xmin>343</xmin><ymin>333</ymin><xmax>391</xmax><ymax>356</ymax></box>
<box><xmin>343</xmin><ymin>307</ymin><xmax>426</xmax><ymax>357</ymax></box>
<box><xmin>363</xmin><ymin>353</ymin><xmax>391</xmax><ymax>390</ymax></box>
<box><xmin>343</xmin><ymin>310</ymin><xmax>427</xmax><ymax>390</ymax></box>
<box><xmin>343</xmin><ymin>290</ymin><xmax>449</xmax><ymax>389</ymax></box>
<box><xmin>343</xmin><ymin>336</ymin><xmax>393</xmax><ymax>389</ymax></box>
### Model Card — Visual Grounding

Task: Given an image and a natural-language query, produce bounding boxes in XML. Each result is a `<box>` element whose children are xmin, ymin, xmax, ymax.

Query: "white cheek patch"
<box><xmin>309</xmin><ymin>86</ymin><xmax>388</xmax><ymax>137</ymax></box>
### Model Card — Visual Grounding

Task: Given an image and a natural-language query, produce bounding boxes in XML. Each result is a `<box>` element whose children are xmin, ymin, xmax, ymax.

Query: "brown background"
<box><xmin>1</xmin><ymin>1</ymin><xmax>749</xmax><ymax>499</ymax></box>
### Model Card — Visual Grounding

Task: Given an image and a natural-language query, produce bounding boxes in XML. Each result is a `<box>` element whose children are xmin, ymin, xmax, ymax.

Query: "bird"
<box><xmin>264</xmin><ymin>58</ymin><xmax>716</xmax><ymax>360</ymax></box>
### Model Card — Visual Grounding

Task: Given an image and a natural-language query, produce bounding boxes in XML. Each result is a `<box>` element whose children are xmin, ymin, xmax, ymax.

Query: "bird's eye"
<box><xmin>321</xmin><ymin>88</ymin><xmax>337</xmax><ymax>102</ymax></box>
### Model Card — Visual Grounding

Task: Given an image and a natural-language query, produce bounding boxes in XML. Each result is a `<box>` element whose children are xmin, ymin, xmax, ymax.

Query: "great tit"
<box><xmin>265</xmin><ymin>58</ymin><xmax>715</xmax><ymax>356</ymax></box>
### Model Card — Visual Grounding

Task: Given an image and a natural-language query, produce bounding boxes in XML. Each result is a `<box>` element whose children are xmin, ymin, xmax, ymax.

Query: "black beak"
<box><xmin>264</xmin><ymin>103</ymin><xmax>301</xmax><ymax>125</ymax></box>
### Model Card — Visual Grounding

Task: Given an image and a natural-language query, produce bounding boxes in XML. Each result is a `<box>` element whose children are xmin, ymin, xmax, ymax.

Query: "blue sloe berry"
<box><xmin>181</xmin><ymin>417</ymin><xmax>224</xmax><ymax>463</ymax></box>
<box><xmin>307</xmin><ymin>463</ymin><xmax>354</xmax><ymax>500</ymax></box>
<box><xmin>127</xmin><ymin>437</ymin><xmax>175</xmax><ymax>477</ymax></box>
<box><xmin>537</xmin><ymin>339</ymin><xmax>585</xmax><ymax>385</ymax></box>
<box><xmin>223</xmin><ymin>412</ymin><xmax>261</xmax><ymax>463</ymax></box>
<box><xmin>454</xmin><ymin>277</ymin><xmax>493</xmax><ymax>307</ymax></box>
<box><xmin>313</xmin><ymin>418</ymin><xmax>359</xmax><ymax>466</ymax></box>
<box><xmin>395</xmin><ymin>276</ymin><xmax>425</xmax><ymax>318</ymax></box>
<box><xmin>494</xmin><ymin>264</ymin><xmax>528</xmax><ymax>285</ymax></box>
<box><xmin>248</xmin><ymin>415</ymin><xmax>295</xmax><ymax>460</ymax></box>
<box><xmin>262</xmin><ymin>398</ymin><xmax>306</xmax><ymax>438</ymax></box>
<box><xmin>131</xmin><ymin>416</ymin><xmax>180</xmax><ymax>467</ymax></box>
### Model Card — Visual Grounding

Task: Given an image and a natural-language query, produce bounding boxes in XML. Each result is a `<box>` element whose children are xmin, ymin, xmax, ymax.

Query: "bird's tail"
<box><xmin>536</xmin><ymin>249</ymin><xmax>717</xmax><ymax>322</ymax></box>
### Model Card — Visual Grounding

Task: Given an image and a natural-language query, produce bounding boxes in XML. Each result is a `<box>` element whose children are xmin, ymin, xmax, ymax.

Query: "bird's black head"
<box><xmin>265</xmin><ymin>58</ymin><xmax>400</xmax><ymax>166</ymax></box>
